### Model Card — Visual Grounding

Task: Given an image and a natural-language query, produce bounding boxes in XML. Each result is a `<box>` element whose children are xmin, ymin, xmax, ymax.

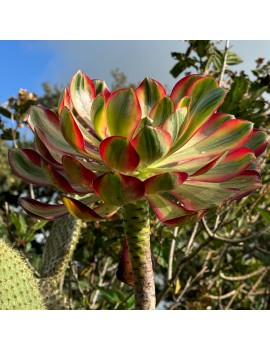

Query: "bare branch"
<box><xmin>220</xmin><ymin>267</ymin><xmax>266</xmax><ymax>282</ymax></box>
<box><xmin>202</xmin><ymin>217</ymin><xmax>270</xmax><ymax>244</ymax></box>
<box><xmin>167</xmin><ymin>227</ymin><xmax>179</xmax><ymax>281</ymax></box>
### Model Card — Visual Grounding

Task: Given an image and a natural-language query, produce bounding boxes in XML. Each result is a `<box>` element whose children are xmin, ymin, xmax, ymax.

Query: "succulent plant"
<box><xmin>8</xmin><ymin>71</ymin><xmax>269</xmax><ymax>309</ymax></box>
<box><xmin>0</xmin><ymin>238</ymin><xmax>45</xmax><ymax>310</ymax></box>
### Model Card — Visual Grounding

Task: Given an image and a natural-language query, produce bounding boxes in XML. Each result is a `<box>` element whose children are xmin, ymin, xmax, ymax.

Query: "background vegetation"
<box><xmin>0</xmin><ymin>40</ymin><xmax>269</xmax><ymax>310</ymax></box>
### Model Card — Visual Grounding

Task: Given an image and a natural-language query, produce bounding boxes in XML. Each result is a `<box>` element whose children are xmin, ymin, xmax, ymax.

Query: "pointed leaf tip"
<box><xmin>60</xmin><ymin>107</ymin><xmax>86</xmax><ymax>154</ymax></box>
<box><xmin>61</xmin><ymin>196</ymin><xmax>102</xmax><ymax>221</ymax></box>
<box><xmin>131</xmin><ymin>126</ymin><xmax>172</xmax><ymax>165</ymax></box>
<box><xmin>70</xmin><ymin>70</ymin><xmax>96</xmax><ymax>122</ymax></box>
<box><xmin>106</xmin><ymin>88</ymin><xmax>141</xmax><ymax>139</ymax></box>
<box><xmin>8</xmin><ymin>148</ymin><xmax>51</xmax><ymax>186</ymax></box>
<box><xmin>19</xmin><ymin>198</ymin><xmax>67</xmax><ymax>220</ymax></box>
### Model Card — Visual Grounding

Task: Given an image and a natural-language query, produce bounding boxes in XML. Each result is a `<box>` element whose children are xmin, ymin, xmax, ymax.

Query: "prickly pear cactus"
<box><xmin>39</xmin><ymin>215</ymin><xmax>81</xmax><ymax>309</ymax></box>
<box><xmin>0</xmin><ymin>239</ymin><xmax>45</xmax><ymax>310</ymax></box>
<box><xmin>39</xmin><ymin>278</ymin><xmax>69</xmax><ymax>310</ymax></box>
<box><xmin>41</xmin><ymin>215</ymin><xmax>81</xmax><ymax>279</ymax></box>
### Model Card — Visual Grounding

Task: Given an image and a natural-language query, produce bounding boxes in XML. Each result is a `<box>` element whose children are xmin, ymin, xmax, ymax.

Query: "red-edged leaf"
<box><xmin>100</xmin><ymin>136</ymin><xmax>140</xmax><ymax>172</ymax></box>
<box><xmin>135</xmin><ymin>77</ymin><xmax>166</xmax><ymax>117</ymax></box>
<box><xmin>131</xmin><ymin>126</ymin><xmax>172</xmax><ymax>166</ymax></box>
<box><xmin>8</xmin><ymin>148</ymin><xmax>51</xmax><ymax>186</ymax></box>
<box><xmin>179</xmin><ymin>112</ymin><xmax>235</xmax><ymax>151</ymax></box>
<box><xmin>61</xmin><ymin>196</ymin><xmax>102</xmax><ymax>221</ymax></box>
<box><xmin>248</xmin><ymin>160</ymin><xmax>261</xmax><ymax>173</ymax></box>
<box><xmin>70</xmin><ymin>70</ymin><xmax>96</xmax><ymax>125</ymax></box>
<box><xmin>171</xmin><ymin>87</ymin><xmax>228</xmax><ymax>151</ymax></box>
<box><xmin>163</xmin><ymin>213</ymin><xmax>198</xmax><ymax>227</ymax></box>
<box><xmin>92</xmin><ymin>95</ymin><xmax>107</xmax><ymax>139</ymax></box>
<box><xmin>60</xmin><ymin>106</ymin><xmax>101</xmax><ymax>160</ymax></box>
<box><xmin>170</xmin><ymin>170</ymin><xmax>261</xmax><ymax>211</ymax></box>
<box><xmin>133</xmin><ymin>117</ymin><xmax>153</xmax><ymax>137</ymax></box>
<box><xmin>62</xmin><ymin>155</ymin><xmax>97</xmax><ymax>189</ymax></box>
<box><xmin>93</xmin><ymin>172</ymin><xmax>145</xmax><ymax>206</ymax></box>
<box><xmin>149</xmin><ymin>96</ymin><xmax>175</xmax><ymax>126</ymax></box>
<box><xmin>93</xmin><ymin>79</ymin><xmax>111</xmax><ymax>100</ymax></box>
<box><xmin>144</xmin><ymin>172</ymin><xmax>188</xmax><ymax>194</ymax></box>
<box><xmin>19</xmin><ymin>198</ymin><xmax>67</xmax><ymax>220</ymax></box>
<box><xmin>93</xmin><ymin>203</ymin><xmax>119</xmax><ymax>218</ymax></box>
<box><xmin>223</xmin><ymin>170</ymin><xmax>262</xmax><ymax>200</ymax></box>
<box><xmin>243</xmin><ymin>128</ymin><xmax>269</xmax><ymax>157</ymax></box>
<box><xmin>58</xmin><ymin>88</ymin><xmax>71</xmax><ymax>114</ymax></box>
<box><xmin>34</xmin><ymin>133</ymin><xmax>62</xmax><ymax>169</ymax></box>
<box><xmin>116</xmin><ymin>239</ymin><xmax>134</xmax><ymax>286</ymax></box>
<box><xmin>29</xmin><ymin>106</ymin><xmax>82</xmax><ymax>163</ymax></box>
<box><xmin>146</xmin><ymin>193</ymin><xmax>193</xmax><ymax>223</ymax></box>
<box><xmin>155</xmin><ymin>119</ymin><xmax>254</xmax><ymax>173</ymax></box>
<box><xmin>60</xmin><ymin>107</ymin><xmax>87</xmax><ymax>154</ymax></box>
<box><xmin>170</xmin><ymin>74</ymin><xmax>202</xmax><ymax>104</ymax></box>
<box><xmin>191</xmin><ymin>147</ymin><xmax>255</xmax><ymax>182</ymax></box>
<box><xmin>106</xmin><ymin>88</ymin><xmax>141</xmax><ymax>139</ymax></box>
<box><xmin>170</xmin><ymin>181</ymin><xmax>237</xmax><ymax>211</ymax></box>
<box><xmin>41</xmin><ymin>160</ymin><xmax>77</xmax><ymax>193</ymax></box>
<box><xmin>161</xmin><ymin>107</ymin><xmax>188</xmax><ymax>143</ymax></box>
<box><xmin>185</xmin><ymin>76</ymin><xmax>219</xmax><ymax>111</ymax></box>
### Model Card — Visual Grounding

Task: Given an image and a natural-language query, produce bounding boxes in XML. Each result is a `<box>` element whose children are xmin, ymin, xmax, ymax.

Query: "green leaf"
<box><xmin>10</xmin><ymin>213</ymin><xmax>26</xmax><ymax>236</ymax></box>
<box><xmin>92</xmin><ymin>95</ymin><xmax>107</xmax><ymax>139</ymax></box>
<box><xmin>41</xmin><ymin>160</ymin><xmax>77</xmax><ymax>193</ymax></box>
<box><xmin>222</xmin><ymin>76</ymin><xmax>249</xmax><ymax>114</ymax></box>
<box><xmin>92</xmin><ymin>79</ymin><xmax>110</xmax><ymax>98</ymax></box>
<box><xmin>146</xmin><ymin>193</ymin><xmax>194</xmax><ymax>225</ymax></box>
<box><xmin>243</xmin><ymin>129</ymin><xmax>269</xmax><ymax>157</ymax></box>
<box><xmin>131</xmin><ymin>126</ymin><xmax>172</xmax><ymax>166</ymax></box>
<box><xmin>19</xmin><ymin>198</ymin><xmax>68</xmax><ymax>220</ymax></box>
<box><xmin>144</xmin><ymin>172</ymin><xmax>188</xmax><ymax>194</ymax></box>
<box><xmin>258</xmin><ymin>209</ymin><xmax>270</xmax><ymax>224</ymax></box>
<box><xmin>161</xmin><ymin>107</ymin><xmax>188</xmax><ymax>143</ymax></box>
<box><xmin>155</xmin><ymin>119</ymin><xmax>253</xmax><ymax>173</ymax></box>
<box><xmin>93</xmin><ymin>172</ymin><xmax>144</xmax><ymax>206</ymax></box>
<box><xmin>0</xmin><ymin>106</ymin><xmax>11</xmax><ymax>118</ymax></box>
<box><xmin>186</xmin><ymin>77</ymin><xmax>219</xmax><ymax>111</ymax></box>
<box><xmin>1</xmin><ymin>128</ymin><xmax>19</xmax><ymax>140</ymax></box>
<box><xmin>26</xmin><ymin>219</ymin><xmax>47</xmax><ymax>242</ymax></box>
<box><xmin>29</xmin><ymin>106</ymin><xmax>81</xmax><ymax>163</ymax></box>
<box><xmin>99</xmin><ymin>136</ymin><xmax>140</xmax><ymax>172</ymax></box>
<box><xmin>61</xmin><ymin>196</ymin><xmax>102</xmax><ymax>221</ymax></box>
<box><xmin>191</xmin><ymin>147</ymin><xmax>255</xmax><ymax>182</ymax></box>
<box><xmin>135</xmin><ymin>77</ymin><xmax>166</xmax><ymax>116</ymax></box>
<box><xmin>8</xmin><ymin>148</ymin><xmax>51</xmax><ymax>186</ymax></box>
<box><xmin>150</xmin><ymin>97</ymin><xmax>175</xmax><ymax>126</ymax></box>
<box><xmin>170</xmin><ymin>74</ymin><xmax>201</xmax><ymax>104</ymax></box>
<box><xmin>171</xmin><ymin>181</ymin><xmax>237</xmax><ymax>211</ymax></box>
<box><xmin>69</xmin><ymin>70</ymin><xmax>96</xmax><ymax>124</ymax></box>
<box><xmin>226</xmin><ymin>51</ymin><xmax>243</xmax><ymax>65</ymax></box>
<box><xmin>62</xmin><ymin>155</ymin><xmax>97</xmax><ymax>190</ymax></box>
<box><xmin>106</xmin><ymin>88</ymin><xmax>141</xmax><ymax>139</ymax></box>
<box><xmin>58</xmin><ymin>88</ymin><xmax>70</xmax><ymax>114</ymax></box>
<box><xmin>60</xmin><ymin>107</ymin><xmax>87</xmax><ymax>154</ymax></box>
<box><xmin>172</xmin><ymin>87</ymin><xmax>228</xmax><ymax>151</ymax></box>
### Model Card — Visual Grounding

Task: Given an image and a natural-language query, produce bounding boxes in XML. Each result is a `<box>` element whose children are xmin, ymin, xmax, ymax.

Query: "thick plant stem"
<box><xmin>122</xmin><ymin>199</ymin><xmax>156</xmax><ymax>310</ymax></box>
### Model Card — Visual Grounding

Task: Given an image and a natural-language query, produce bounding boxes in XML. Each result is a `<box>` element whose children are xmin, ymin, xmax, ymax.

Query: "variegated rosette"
<box><xmin>9</xmin><ymin>71</ymin><xmax>269</xmax><ymax>226</ymax></box>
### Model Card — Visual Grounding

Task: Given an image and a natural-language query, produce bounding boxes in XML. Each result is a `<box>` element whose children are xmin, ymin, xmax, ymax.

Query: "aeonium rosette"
<box><xmin>8</xmin><ymin>71</ymin><xmax>269</xmax><ymax>225</ymax></box>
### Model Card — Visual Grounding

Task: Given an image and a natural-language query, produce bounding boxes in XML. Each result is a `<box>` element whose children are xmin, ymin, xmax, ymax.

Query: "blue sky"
<box><xmin>1</xmin><ymin>40</ymin><xmax>270</xmax><ymax>104</ymax></box>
